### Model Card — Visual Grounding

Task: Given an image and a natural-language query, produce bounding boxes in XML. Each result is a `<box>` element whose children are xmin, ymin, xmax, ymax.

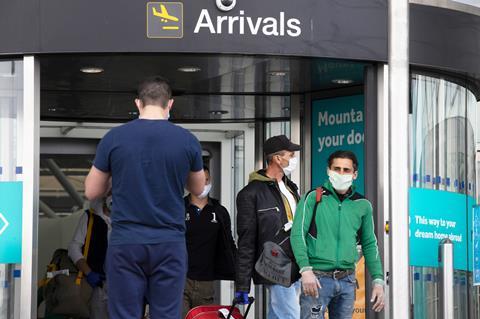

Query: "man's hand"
<box><xmin>370</xmin><ymin>284</ymin><xmax>385</xmax><ymax>312</ymax></box>
<box><xmin>301</xmin><ymin>270</ymin><xmax>321</xmax><ymax>298</ymax></box>
<box><xmin>86</xmin><ymin>271</ymin><xmax>104</xmax><ymax>288</ymax></box>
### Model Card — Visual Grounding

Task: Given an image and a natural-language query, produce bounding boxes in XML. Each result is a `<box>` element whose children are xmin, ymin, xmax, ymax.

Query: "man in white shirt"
<box><xmin>68</xmin><ymin>196</ymin><xmax>111</xmax><ymax>319</ymax></box>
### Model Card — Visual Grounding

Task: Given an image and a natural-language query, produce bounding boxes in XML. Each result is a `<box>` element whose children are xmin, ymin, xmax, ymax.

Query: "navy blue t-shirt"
<box><xmin>93</xmin><ymin>119</ymin><xmax>203</xmax><ymax>245</ymax></box>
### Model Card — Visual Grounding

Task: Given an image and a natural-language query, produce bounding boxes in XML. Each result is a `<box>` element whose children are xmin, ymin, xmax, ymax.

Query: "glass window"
<box><xmin>410</xmin><ymin>73</ymin><xmax>478</xmax><ymax>318</ymax></box>
<box><xmin>0</xmin><ymin>60</ymin><xmax>23</xmax><ymax>318</ymax></box>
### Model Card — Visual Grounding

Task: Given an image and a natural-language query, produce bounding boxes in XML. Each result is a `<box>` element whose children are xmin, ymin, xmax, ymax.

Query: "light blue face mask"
<box><xmin>328</xmin><ymin>170</ymin><xmax>353</xmax><ymax>191</ymax></box>
<box><xmin>282</xmin><ymin>157</ymin><xmax>298</xmax><ymax>175</ymax></box>
<box><xmin>198</xmin><ymin>183</ymin><xmax>212</xmax><ymax>199</ymax></box>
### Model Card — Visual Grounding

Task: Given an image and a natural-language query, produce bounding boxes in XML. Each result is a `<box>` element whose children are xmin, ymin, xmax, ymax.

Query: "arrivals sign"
<box><xmin>409</xmin><ymin>188</ymin><xmax>473</xmax><ymax>270</ymax></box>
<box><xmin>0</xmin><ymin>182</ymin><xmax>22</xmax><ymax>264</ymax></box>
<box><xmin>311</xmin><ymin>95</ymin><xmax>365</xmax><ymax>194</ymax></box>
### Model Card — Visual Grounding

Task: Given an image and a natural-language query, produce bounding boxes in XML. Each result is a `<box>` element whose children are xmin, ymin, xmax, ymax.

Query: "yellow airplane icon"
<box><xmin>152</xmin><ymin>5</ymin><xmax>179</xmax><ymax>23</ymax></box>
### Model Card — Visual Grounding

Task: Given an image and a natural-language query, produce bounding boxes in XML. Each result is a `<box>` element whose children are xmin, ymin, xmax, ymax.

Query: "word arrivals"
<box><xmin>194</xmin><ymin>10</ymin><xmax>302</xmax><ymax>37</ymax></box>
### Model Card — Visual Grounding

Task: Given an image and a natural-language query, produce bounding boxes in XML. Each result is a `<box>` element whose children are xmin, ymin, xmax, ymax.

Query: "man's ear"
<box><xmin>135</xmin><ymin>98</ymin><xmax>143</xmax><ymax>111</ymax></box>
<box><xmin>353</xmin><ymin>171</ymin><xmax>358</xmax><ymax>180</ymax></box>
<box><xmin>167</xmin><ymin>98</ymin><xmax>174</xmax><ymax>110</ymax></box>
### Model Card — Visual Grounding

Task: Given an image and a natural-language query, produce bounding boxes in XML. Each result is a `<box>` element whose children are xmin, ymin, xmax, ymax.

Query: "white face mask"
<box><xmin>198</xmin><ymin>183</ymin><xmax>212</xmax><ymax>199</ymax></box>
<box><xmin>282</xmin><ymin>157</ymin><xmax>298</xmax><ymax>175</ymax></box>
<box><xmin>328</xmin><ymin>170</ymin><xmax>353</xmax><ymax>191</ymax></box>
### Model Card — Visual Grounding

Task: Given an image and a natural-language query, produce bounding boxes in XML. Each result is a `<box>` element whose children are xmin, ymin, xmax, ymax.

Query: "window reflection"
<box><xmin>411</xmin><ymin>73</ymin><xmax>478</xmax><ymax>319</ymax></box>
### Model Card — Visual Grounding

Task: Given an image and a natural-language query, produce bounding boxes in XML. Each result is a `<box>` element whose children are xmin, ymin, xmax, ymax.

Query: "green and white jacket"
<box><xmin>291</xmin><ymin>181</ymin><xmax>384</xmax><ymax>281</ymax></box>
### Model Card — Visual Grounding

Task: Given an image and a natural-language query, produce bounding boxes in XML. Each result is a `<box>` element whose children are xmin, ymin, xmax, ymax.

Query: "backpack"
<box><xmin>42</xmin><ymin>210</ymin><xmax>95</xmax><ymax>318</ymax></box>
<box><xmin>254</xmin><ymin>188</ymin><xmax>323</xmax><ymax>287</ymax></box>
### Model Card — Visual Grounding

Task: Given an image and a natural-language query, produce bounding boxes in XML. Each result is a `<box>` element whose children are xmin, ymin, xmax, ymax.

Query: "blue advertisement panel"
<box><xmin>0</xmin><ymin>182</ymin><xmax>23</xmax><ymax>264</ymax></box>
<box><xmin>409</xmin><ymin>188</ymin><xmax>473</xmax><ymax>270</ymax></box>
<box><xmin>311</xmin><ymin>95</ymin><xmax>364</xmax><ymax>194</ymax></box>
<box><xmin>473</xmin><ymin>205</ymin><xmax>480</xmax><ymax>285</ymax></box>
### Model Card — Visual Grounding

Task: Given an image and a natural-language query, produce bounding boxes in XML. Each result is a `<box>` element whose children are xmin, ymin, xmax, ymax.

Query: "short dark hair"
<box><xmin>137</xmin><ymin>76</ymin><xmax>172</xmax><ymax>108</ymax></box>
<box><xmin>203</xmin><ymin>165</ymin><xmax>210</xmax><ymax>173</ymax></box>
<box><xmin>327</xmin><ymin>150</ymin><xmax>358</xmax><ymax>171</ymax></box>
<box><xmin>266</xmin><ymin>151</ymin><xmax>286</xmax><ymax>165</ymax></box>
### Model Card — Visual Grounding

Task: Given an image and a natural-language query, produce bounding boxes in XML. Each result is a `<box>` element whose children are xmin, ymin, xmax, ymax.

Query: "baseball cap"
<box><xmin>263</xmin><ymin>135</ymin><xmax>301</xmax><ymax>155</ymax></box>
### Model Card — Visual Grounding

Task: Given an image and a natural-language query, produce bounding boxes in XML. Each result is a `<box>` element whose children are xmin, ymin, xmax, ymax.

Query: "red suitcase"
<box><xmin>185</xmin><ymin>297</ymin><xmax>254</xmax><ymax>319</ymax></box>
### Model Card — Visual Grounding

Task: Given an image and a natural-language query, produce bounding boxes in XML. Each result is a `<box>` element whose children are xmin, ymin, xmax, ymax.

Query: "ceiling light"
<box><xmin>332</xmin><ymin>79</ymin><xmax>353</xmax><ymax>84</ymax></box>
<box><xmin>48</xmin><ymin>107</ymin><xmax>57</xmax><ymax>112</ymax></box>
<box><xmin>128</xmin><ymin>111</ymin><xmax>138</xmax><ymax>116</ymax></box>
<box><xmin>268</xmin><ymin>71</ymin><xmax>287</xmax><ymax>76</ymax></box>
<box><xmin>209</xmin><ymin>110</ymin><xmax>229</xmax><ymax>115</ymax></box>
<box><xmin>177</xmin><ymin>66</ymin><xmax>201</xmax><ymax>73</ymax></box>
<box><xmin>80</xmin><ymin>67</ymin><xmax>104</xmax><ymax>74</ymax></box>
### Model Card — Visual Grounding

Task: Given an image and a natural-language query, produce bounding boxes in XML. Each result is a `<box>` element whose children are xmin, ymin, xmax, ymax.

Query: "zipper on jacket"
<box><xmin>257</xmin><ymin>206</ymin><xmax>280</xmax><ymax>213</ymax></box>
<box><xmin>336</xmin><ymin>203</ymin><xmax>342</xmax><ymax>268</ymax></box>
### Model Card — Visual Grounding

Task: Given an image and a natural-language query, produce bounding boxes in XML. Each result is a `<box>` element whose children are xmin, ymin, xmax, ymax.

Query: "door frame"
<box><xmin>37</xmin><ymin>121</ymin><xmax>255</xmax><ymax>313</ymax></box>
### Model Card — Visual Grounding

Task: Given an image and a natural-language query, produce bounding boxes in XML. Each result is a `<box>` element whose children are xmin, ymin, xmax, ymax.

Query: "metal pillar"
<box><xmin>43</xmin><ymin>158</ymin><xmax>84</xmax><ymax>208</ymax></box>
<box><xmin>438</xmin><ymin>239</ymin><xmax>454</xmax><ymax>319</ymax></box>
<box><xmin>20</xmin><ymin>56</ymin><xmax>40</xmax><ymax>319</ymax></box>
<box><xmin>38</xmin><ymin>200</ymin><xmax>58</xmax><ymax>219</ymax></box>
<box><xmin>388</xmin><ymin>0</ymin><xmax>410</xmax><ymax>318</ymax></box>
<box><xmin>253</xmin><ymin>120</ymin><xmax>265</xmax><ymax>319</ymax></box>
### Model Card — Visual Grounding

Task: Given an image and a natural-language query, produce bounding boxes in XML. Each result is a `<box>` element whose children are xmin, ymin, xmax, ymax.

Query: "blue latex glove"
<box><xmin>86</xmin><ymin>271</ymin><xmax>104</xmax><ymax>288</ymax></box>
<box><xmin>235</xmin><ymin>291</ymin><xmax>249</xmax><ymax>305</ymax></box>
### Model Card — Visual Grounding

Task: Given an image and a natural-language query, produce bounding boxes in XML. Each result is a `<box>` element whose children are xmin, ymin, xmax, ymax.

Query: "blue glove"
<box><xmin>86</xmin><ymin>271</ymin><xmax>104</xmax><ymax>288</ymax></box>
<box><xmin>235</xmin><ymin>291</ymin><xmax>249</xmax><ymax>305</ymax></box>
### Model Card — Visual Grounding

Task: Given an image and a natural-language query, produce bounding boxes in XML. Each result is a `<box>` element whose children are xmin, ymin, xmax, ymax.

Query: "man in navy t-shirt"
<box><xmin>85</xmin><ymin>76</ymin><xmax>205</xmax><ymax>319</ymax></box>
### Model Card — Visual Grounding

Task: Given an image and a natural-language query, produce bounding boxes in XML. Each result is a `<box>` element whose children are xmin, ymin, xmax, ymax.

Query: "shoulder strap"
<box><xmin>76</xmin><ymin>209</ymin><xmax>95</xmax><ymax>285</ymax></box>
<box><xmin>308</xmin><ymin>187</ymin><xmax>323</xmax><ymax>238</ymax></box>
<box><xmin>315</xmin><ymin>187</ymin><xmax>323</xmax><ymax>203</ymax></box>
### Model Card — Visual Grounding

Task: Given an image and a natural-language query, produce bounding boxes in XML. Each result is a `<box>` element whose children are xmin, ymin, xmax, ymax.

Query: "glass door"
<box><xmin>0</xmin><ymin>60</ymin><xmax>23</xmax><ymax>319</ymax></box>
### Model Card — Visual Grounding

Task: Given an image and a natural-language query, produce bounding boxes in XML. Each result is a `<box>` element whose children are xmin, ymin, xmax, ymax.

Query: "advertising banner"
<box><xmin>311</xmin><ymin>95</ymin><xmax>365</xmax><ymax>194</ymax></box>
<box><xmin>473</xmin><ymin>205</ymin><xmax>480</xmax><ymax>285</ymax></box>
<box><xmin>409</xmin><ymin>188</ymin><xmax>474</xmax><ymax>270</ymax></box>
<box><xmin>0</xmin><ymin>182</ymin><xmax>23</xmax><ymax>264</ymax></box>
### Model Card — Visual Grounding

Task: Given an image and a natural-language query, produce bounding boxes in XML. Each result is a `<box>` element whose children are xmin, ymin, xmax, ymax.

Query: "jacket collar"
<box><xmin>184</xmin><ymin>194</ymin><xmax>214</xmax><ymax>208</ymax></box>
<box><xmin>322</xmin><ymin>180</ymin><xmax>355</xmax><ymax>202</ymax></box>
<box><xmin>249</xmin><ymin>169</ymin><xmax>299</xmax><ymax>199</ymax></box>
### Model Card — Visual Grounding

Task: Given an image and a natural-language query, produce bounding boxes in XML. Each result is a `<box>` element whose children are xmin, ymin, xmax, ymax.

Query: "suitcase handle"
<box><xmin>227</xmin><ymin>297</ymin><xmax>255</xmax><ymax>319</ymax></box>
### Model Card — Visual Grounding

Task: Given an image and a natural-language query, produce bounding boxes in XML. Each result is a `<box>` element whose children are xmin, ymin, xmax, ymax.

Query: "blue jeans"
<box><xmin>300</xmin><ymin>273</ymin><xmax>356</xmax><ymax>319</ymax></box>
<box><xmin>266</xmin><ymin>281</ymin><xmax>301</xmax><ymax>319</ymax></box>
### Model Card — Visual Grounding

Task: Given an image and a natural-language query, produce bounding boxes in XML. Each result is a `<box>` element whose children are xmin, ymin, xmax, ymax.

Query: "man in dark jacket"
<box><xmin>183</xmin><ymin>166</ymin><xmax>236</xmax><ymax>317</ymax></box>
<box><xmin>235</xmin><ymin>135</ymin><xmax>301</xmax><ymax>319</ymax></box>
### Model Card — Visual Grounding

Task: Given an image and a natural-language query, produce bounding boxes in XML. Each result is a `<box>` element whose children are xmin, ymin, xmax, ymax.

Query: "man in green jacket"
<box><xmin>291</xmin><ymin>150</ymin><xmax>385</xmax><ymax>319</ymax></box>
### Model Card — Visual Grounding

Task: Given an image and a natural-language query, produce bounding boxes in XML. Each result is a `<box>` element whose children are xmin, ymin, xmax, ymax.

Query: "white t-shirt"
<box><xmin>68</xmin><ymin>200</ymin><xmax>111</xmax><ymax>264</ymax></box>
<box><xmin>278</xmin><ymin>180</ymin><xmax>297</xmax><ymax>218</ymax></box>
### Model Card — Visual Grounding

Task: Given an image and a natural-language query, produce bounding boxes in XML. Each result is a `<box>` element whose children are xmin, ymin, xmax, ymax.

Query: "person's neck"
<box><xmin>190</xmin><ymin>194</ymin><xmax>208</xmax><ymax>209</ymax></box>
<box><xmin>138</xmin><ymin>105</ymin><xmax>168</xmax><ymax>120</ymax></box>
<box><xmin>265</xmin><ymin>166</ymin><xmax>284</xmax><ymax>183</ymax></box>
